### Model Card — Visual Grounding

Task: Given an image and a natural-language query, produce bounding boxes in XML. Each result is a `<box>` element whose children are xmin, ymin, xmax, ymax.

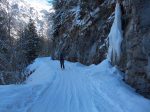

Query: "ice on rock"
<box><xmin>107</xmin><ymin>3</ymin><xmax>123</xmax><ymax>64</ymax></box>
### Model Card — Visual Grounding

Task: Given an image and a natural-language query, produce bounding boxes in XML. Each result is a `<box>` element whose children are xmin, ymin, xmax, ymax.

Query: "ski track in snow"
<box><xmin>0</xmin><ymin>57</ymin><xmax>150</xmax><ymax>112</ymax></box>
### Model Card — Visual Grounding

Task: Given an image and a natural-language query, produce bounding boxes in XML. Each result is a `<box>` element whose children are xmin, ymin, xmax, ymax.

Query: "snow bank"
<box><xmin>26</xmin><ymin>57</ymin><xmax>56</xmax><ymax>85</ymax></box>
<box><xmin>88</xmin><ymin>59</ymin><xmax>150</xmax><ymax>112</ymax></box>
<box><xmin>107</xmin><ymin>3</ymin><xmax>123</xmax><ymax>64</ymax></box>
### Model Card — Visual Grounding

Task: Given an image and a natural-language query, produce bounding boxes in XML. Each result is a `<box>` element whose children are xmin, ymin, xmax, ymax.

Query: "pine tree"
<box><xmin>0</xmin><ymin>0</ymin><xmax>14</xmax><ymax>71</ymax></box>
<box><xmin>21</xmin><ymin>18</ymin><xmax>41</xmax><ymax>64</ymax></box>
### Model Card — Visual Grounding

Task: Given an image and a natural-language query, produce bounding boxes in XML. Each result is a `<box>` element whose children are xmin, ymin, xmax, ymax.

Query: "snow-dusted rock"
<box><xmin>51</xmin><ymin>0</ymin><xmax>150</xmax><ymax>98</ymax></box>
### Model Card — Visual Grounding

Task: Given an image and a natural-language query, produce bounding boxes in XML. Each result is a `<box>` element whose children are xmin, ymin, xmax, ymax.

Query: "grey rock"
<box><xmin>52</xmin><ymin>0</ymin><xmax>150</xmax><ymax>98</ymax></box>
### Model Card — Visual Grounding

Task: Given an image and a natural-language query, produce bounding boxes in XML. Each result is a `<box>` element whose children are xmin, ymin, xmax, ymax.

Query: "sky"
<box><xmin>24</xmin><ymin>0</ymin><xmax>53</xmax><ymax>11</ymax></box>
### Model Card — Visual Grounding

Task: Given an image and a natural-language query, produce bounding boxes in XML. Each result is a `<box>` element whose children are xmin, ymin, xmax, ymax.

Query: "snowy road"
<box><xmin>0</xmin><ymin>57</ymin><xmax>150</xmax><ymax>112</ymax></box>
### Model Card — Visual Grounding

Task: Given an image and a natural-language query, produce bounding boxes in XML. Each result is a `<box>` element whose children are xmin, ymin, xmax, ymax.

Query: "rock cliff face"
<box><xmin>52</xmin><ymin>0</ymin><xmax>150</xmax><ymax>98</ymax></box>
<box><xmin>52</xmin><ymin>0</ymin><xmax>116</xmax><ymax>64</ymax></box>
<box><xmin>120</xmin><ymin>0</ymin><xmax>150</xmax><ymax>98</ymax></box>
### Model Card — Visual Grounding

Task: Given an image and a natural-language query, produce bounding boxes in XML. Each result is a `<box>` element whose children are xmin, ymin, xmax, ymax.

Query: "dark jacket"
<box><xmin>60</xmin><ymin>53</ymin><xmax>64</xmax><ymax>61</ymax></box>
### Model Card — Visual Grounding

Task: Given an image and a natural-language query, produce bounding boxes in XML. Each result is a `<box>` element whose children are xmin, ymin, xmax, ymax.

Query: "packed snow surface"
<box><xmin>0</xmin><ymin>57</ymin><xmax>150</xmax><ymax>112</ymax></box>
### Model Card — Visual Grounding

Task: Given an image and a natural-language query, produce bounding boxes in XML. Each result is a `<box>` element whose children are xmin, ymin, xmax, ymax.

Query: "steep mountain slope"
<box><xmin>0</xmin><ymin>57</ymin><xmax>150</xmax><ymax>112</ymax></box>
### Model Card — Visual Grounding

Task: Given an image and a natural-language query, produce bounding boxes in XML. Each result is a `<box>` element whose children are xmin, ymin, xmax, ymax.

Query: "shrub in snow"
<box><xmin>107</xmin><ymin>3</ymin><xmax>123</xmax><ymax>65</ymax></box>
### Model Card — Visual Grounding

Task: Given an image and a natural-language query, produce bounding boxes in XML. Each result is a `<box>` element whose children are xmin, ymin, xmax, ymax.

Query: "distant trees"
<box><xmin>0</xmin><ymin>17</ymin><xmax>42</xmax><ymax>84</ymax></box>
<box><xmin>0</xmin><ymin>0</ymin><xmax>52</xmax><ymax>84</ymax></box>
<box><xmin>0</xmin><ymin>0</ymin><xmax>14</xmax><ymax>71</ymax></box>
<box><xmin>0</xmin><ymin>0</ymin><xmax>18</xmax><ymax>84</ymax></box>
<box><xmin>19</xmin><ymin>18</ymin><xmax>41</xmax><ymax>64</ymax></box>
<box><xmin>0</xmin><ymin>13</ymin><xmax>42</xmax><ymax>84</ymax></box>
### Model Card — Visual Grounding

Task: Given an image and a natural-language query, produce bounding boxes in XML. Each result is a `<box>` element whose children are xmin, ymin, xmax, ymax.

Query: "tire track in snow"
<box><xmin>28</xmin><ymin>71</ymin><xmax>62</xmax><ymax>112</ymax></box>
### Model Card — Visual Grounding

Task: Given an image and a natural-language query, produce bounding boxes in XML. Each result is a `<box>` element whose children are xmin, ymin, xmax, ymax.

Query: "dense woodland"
<box><xmin>0</xmin><ymin>0</ymin><xmax>51</xmax><ymax>84</ymax></box>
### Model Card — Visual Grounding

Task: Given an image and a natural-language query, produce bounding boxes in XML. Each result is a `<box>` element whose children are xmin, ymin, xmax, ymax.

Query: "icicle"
<box><xmin>107</xmin><ymin>2</ymin><xmax>123</xmax><ymax>65</ymax></box>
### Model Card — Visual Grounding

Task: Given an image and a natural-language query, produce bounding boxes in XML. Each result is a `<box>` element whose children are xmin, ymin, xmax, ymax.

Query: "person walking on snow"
<box><xmin>60</xmin><ymin>52</ymin><xmax>65</xmax><ymax>69</ymax></box>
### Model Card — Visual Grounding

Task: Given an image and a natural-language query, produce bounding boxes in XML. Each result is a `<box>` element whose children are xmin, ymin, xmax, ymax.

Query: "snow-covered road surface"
<box><xmin>0</xmin><ymin>57</ymin><xmax>150</xmax><ymax>112</ymax></box>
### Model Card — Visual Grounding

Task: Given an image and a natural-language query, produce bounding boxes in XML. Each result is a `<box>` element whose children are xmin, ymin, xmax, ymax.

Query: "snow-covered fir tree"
<box><xmin>20</xmin><ymin>18</ymin><xmax>41</xmax><ymax>64</ymax></box>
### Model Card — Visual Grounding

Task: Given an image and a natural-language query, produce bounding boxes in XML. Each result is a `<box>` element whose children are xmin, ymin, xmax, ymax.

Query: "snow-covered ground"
<box><xmin>0</xmin><ymin>57</ymin><xmax>150</xmax><ymax>112</ymax></box>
